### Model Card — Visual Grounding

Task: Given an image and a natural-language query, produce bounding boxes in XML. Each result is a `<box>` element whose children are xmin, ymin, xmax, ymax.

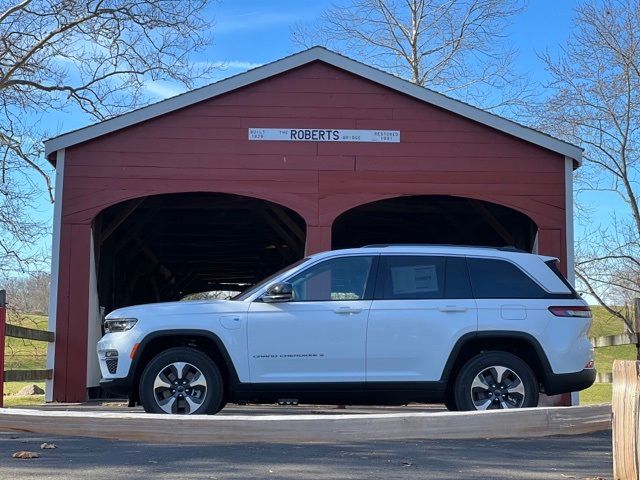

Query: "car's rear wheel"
<box><xmin>139</xmin><ymin>347</ymin><xmax>223</xmax><ymax>415</ymax></box>
<box><xmin>444</xmin><ymin>395</ymin><xmax>457</xmax><ymax>411</ymax></box>
<box><xmin>453</xmin><ymin>351</ymin><xmax>538</xmax><ymax>411</ymax></box>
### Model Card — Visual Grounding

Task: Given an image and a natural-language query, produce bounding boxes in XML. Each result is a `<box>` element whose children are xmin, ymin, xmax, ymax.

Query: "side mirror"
<box><xmin>262</xmin><ymin>282</ymin><xmax>293</xmax><ymax>303</ymax></box>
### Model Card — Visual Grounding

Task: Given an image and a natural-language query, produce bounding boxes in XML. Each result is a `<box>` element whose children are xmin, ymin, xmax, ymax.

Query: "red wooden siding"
<box><xmin>53</xmin><ymin>60</ymin><xmax>569</xmax><ymax>402</ymax></box>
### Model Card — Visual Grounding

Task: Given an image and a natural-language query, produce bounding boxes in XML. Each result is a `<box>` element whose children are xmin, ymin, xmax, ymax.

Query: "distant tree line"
<box><xmin>2</xmin><ymin>271</ymin><xmax>50</xmax><ymax>315</ymax></box>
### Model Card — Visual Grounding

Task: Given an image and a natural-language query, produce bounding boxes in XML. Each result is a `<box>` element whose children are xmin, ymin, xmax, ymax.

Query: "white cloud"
<box><xmin>143</xmin><ymin>81</ymin><xmax>185</xmax><ymax>100</ymax></box>
<box><xmin>215</xmin><ymin>11</ymin><xmax>304</xmax><ymax>34</ymax></box>
<box><xmin>214</xmin><ymin>60</ymin><xmax>263</xmax><ymax>70</ymax></box>
<box><xmin>141</xmin><ymin>60</ymin><xmax>264</xmax><ymax>100</ymax></box>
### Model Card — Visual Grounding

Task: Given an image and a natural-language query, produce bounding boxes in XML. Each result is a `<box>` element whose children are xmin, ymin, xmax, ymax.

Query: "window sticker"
<box><xmin>391</xmin><ymin>265</ymin><xmax>438</xmax><ymax>294</ymax></box>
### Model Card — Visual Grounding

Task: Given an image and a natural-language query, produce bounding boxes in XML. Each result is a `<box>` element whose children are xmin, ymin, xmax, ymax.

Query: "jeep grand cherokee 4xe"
<box><xmin>97</xmin><ymin>245</ymin><xmax>596</xmax><ymax>414</ymax></box>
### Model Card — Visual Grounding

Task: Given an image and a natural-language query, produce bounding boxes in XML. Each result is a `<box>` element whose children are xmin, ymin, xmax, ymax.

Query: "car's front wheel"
<box><xmin>139</xmin><ymin>347</ymin><xmax>223</xmax><ymax>415</ymax></box>
<box><xmin>453</xmin><ymin>351</ymin><xmax>538</xmax><ymax>411</ymax></box>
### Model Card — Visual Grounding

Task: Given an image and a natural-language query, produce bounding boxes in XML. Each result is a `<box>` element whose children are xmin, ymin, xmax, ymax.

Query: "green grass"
<box><xmin>579</xmin><ymin>306</ymin><xmax>637</xmax><ymax>404</ymax></box>
<box><xmin>588</xmin><ymin>306</ymin><xmax>636</xmax><ymax>376</ymax></box>
<box><xmin>3</xmin><ymin>381</ymin><xmax>45</xmax><ymax>395</ymax></box>
<box><xmin>2</xmin><ymin>313</ymin><xmax>48</xmax><ymax>408</ymax></box>
<box><xmin>588</xmin><ymin>305</ymin><xmax>629</xmax><ymax>337</ymax></box>
<box><xmin>580</xmin><ymin>383</ymin><xmax>612</xmax><ymax>405</ymax></box>
<box><xmin>4</xmin><ymin>312</ymin><xmax>48</xmax><ymax>370</ymax></box>
<box><xmin>3</xmin><ymin>395</ymin><xmax>45</xmax><ymax>407</ymax></box>
<box><xmin>2</xmin><ymin>382</ymin><xmax>46</xmax><ymax>408</ymax></box>
<box><xmin>594</xmin><ymin>345</ymin><xmax>636</xmax><ymax>374</ymax></box>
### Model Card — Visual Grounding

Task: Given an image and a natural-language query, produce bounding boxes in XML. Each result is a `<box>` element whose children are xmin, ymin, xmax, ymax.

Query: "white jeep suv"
<box><xmin>97</xmin><ymin>245</ymin><xmax>595</xmax><ymax>414</ymax></box>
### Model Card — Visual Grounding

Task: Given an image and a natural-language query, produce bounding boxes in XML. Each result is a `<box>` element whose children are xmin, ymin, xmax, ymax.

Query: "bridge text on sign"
<box><xmin>248</xmin><ymin>128</ymin><xmax>400</xmax><ymax>143</ymax></box>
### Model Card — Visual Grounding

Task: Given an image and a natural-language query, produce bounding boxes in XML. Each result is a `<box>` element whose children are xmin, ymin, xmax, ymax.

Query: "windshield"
<box><xmin>232</xmin><ymin>257</ymin><xmax>310</xmax><ymax>301</ymax></box>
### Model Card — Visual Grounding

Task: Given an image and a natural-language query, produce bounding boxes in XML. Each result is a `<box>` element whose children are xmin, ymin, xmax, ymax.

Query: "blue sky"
<box><xmin>32</xmin><ymin>0</ymin><xmax>619</xmax><ymax>258</ymax></box>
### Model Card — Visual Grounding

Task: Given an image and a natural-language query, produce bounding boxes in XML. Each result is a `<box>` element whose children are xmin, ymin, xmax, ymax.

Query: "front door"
<box><xmin>248</xmin><ymin>255</ymin><xmax>377</xmax><ymax>383</ymax></box>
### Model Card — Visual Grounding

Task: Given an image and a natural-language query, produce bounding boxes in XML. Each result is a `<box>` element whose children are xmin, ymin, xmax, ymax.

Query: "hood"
<box><xmin>105</xmin><ymin>299</ymin><xmax>242</xmax><ymax>319</ymax></box>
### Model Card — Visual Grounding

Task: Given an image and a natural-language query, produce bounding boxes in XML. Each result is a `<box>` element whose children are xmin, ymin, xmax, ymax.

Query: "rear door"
<box><xmin>366</xmin><ymin>255</ymin><xmax>477</xmax><ymax>382</ymax></box>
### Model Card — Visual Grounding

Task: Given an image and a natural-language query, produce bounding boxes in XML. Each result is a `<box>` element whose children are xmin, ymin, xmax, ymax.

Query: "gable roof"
<box><xmin>44</xmin><ymin>46</ymin><xmax>582</xmax><ymax>164</ymax></box>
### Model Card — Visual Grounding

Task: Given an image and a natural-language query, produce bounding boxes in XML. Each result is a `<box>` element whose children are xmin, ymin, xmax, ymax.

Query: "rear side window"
<box><xmin>376</xmin><ymin>256</ymin><xmax>472</xmax><ymax>300</ymax></box>
<box><xmin>445</xmin><ymin>256</ymin><xmax>473</xmax><ymax>298</ymax></box>
<box><xmin>467</xmin><ymin>258</ymin><xmax>546</xmax><ymax>299</ymax></box>
<box><xmin>545</xmin><ymin>260</ymin><xmax>580</xmax><ymax>298</ymax></box>
<box><xmin>379</xmin><ymin>256</ymin><xmax>445</xmax><ymax>299</ymax></box>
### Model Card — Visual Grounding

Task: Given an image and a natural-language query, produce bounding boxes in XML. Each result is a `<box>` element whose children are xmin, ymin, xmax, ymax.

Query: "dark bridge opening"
<box><xmin>332</xmin><ymin>195</ymin><xmax>537</xmax><ymax>252</ymax></box>
<box><xmin>94</xmin><ymin>192</ymin><xmax>306</xmax><ymax>312</ymax></box>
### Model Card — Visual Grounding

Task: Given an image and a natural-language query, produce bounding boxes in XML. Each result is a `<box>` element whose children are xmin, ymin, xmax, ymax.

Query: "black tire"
<box><xmin>139</xmin><ymin>347</ymin><xmax>224</xmax><ymax>415</ymax></box>
<box><xmin>444</xmin><ymin>395</ymin><xmax>458</xmax><ymax>411</ymax></box>
<box><xmin>453</xmin><ymin>351</ymin><xmax>538</xmax><ymax>411</ymax></box>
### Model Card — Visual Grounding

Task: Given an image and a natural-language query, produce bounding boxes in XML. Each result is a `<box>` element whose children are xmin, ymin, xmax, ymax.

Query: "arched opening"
<box><xmin>332</xmin><ymin>195</ymin><xmax>537</xmax><ymax>252</ymax></box>
<box><xmin>94</xmin><ymin>192</ymin><xmax>307</xmax><ymax>312</ymax></box>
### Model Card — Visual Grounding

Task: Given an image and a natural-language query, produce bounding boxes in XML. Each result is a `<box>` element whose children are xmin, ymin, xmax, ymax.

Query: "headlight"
<box><xmin>104</xmin><ymin>318</ymin><xmax>137</xmax><ymax>333</ymax></box>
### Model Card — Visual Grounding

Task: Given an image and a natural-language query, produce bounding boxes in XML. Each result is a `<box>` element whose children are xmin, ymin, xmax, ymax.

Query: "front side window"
<box><xmin>234</xmin><ymin>258</ymin><xmax>310</xmax><ymax>301</ymax></box>
<box><xmin>467</xmin><ymin>258</ymin><xmax>546</xmax><ymax>299</ymax></box>
<box><xmin>288</xmin><ymin>256</ymin><xmax>375</xmax><ymax>301</ymax></box>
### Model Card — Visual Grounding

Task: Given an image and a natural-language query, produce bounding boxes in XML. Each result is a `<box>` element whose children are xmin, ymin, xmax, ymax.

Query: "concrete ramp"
<box><xmin>0</xmin><ymin>405</ymin><xmax>611</xmax><ymax>444</ymax></box>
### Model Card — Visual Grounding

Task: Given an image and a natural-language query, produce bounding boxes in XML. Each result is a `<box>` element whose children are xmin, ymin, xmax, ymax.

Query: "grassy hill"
<box><xmin>3</xmin><ymin>312</ymin><xmax>48</xmax><ymax>406</ymax></box>
<box><xmin>581</xmin><ymin>306</ymin><xmax>636</xmax><ymax>404</ymax></box>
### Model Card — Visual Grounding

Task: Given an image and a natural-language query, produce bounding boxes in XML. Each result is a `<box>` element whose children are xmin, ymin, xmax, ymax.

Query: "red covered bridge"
<box><xmin>43</xmin><ymin>47</ymin><xmax>582</xmax><ymax>404</ymax></box>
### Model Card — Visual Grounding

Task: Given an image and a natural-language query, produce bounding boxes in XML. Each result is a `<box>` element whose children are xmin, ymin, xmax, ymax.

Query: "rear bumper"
<box><xmin>543</xmin><ymin>368</ymin><xmax>596</xmax><ymax>396</ymax></box>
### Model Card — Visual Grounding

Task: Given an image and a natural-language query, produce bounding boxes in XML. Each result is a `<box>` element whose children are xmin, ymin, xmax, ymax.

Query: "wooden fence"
<box><xmin>0</xmin><ymin>289</ymin><xmax>54</xmax><ymax>407</ymax></box>
<box><xmin>591</xmin><ymin>333</ymin><xmax>639</xmax><ymax>383</ymax></box>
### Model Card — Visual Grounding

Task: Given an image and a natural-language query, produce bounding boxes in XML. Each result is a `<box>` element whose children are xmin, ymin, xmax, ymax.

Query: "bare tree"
<box><xmin>3</xmin><ymin>271</ymin><xmax>50</xmax><ymax>314</ymax></box>
<box><xmin>292</xmin><ymin>0</ymin><xmax>528</xmax><ymax>111</ymax></box>
<box><xmin>0</xmin><ymin>0</ymin><xmax>216</xmax><ymax>276</ymax></box>
<box><xmin>537</xmin><ymin>0</ymin><xmax>640</xmax><ymax>339</ymax></box>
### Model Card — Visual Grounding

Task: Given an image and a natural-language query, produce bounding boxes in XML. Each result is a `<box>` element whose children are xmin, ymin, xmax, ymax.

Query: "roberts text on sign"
<box><xmin>248</xmin><ymin>128</ymin><xmax>400</xmax><ymax>143</ymax></box>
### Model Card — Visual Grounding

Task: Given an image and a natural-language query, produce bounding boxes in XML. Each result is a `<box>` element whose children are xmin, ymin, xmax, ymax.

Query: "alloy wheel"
<box><xmin>470</xmin><ymin>365</ymin><xmax>526</xmax><ymax>410</ymax></box>
<box><xmin>153</xmin><ymin>361</ymin><xmax>208</xmax><ymax>414</ymax></box>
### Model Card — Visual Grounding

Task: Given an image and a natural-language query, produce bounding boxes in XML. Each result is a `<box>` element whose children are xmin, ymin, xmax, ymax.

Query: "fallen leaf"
<box><xmin>40</xmin><ymin>443</ymin><xmax>57</xmax><ymax>449</ymax></box>
<box><xmin>12</xmin><ymin>451</ymin><xmax>39</xmax><ymax>459</ymax></box>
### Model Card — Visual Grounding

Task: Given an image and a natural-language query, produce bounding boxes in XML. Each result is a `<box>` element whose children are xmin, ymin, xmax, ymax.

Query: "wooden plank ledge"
<box><xmin>0</xmin><ymin>405</ymin><xmax>611</xmax><ymax>444</ymax></box>
<box><xmin>5</xmin><ymin>324</ymin><xmax>55</xmax><ymax>343</ymax></box>
<box><xmin>3</xmin><ymin>369</ymin><xmax>53</xmax><ymax>382</ymax></box>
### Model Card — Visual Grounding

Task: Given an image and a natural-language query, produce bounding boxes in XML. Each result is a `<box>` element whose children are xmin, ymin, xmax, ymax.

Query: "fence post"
<box><xmin>612</xmin><ymin>360</ymin><xmax>640</xmax><ymax>480</ymax></box>
<box><xmin>635</xmin><ymin>298</ymin><xmax>640</xmax><ymax>361</ymax></box>
<box><xmin>0</xmin><ymin>290</ymin><xmax>6</xmax><ymax>408</ymax></box>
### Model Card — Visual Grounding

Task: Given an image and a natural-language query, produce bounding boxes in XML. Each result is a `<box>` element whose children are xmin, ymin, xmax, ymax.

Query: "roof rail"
<box><xmin>362</xmin><ymin>244</ymin><xmax>528</xmax><ymax>253</ymax></box>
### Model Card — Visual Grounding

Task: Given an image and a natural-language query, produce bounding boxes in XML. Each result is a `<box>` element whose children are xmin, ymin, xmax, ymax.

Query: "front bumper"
<box><xmin>543</xmin><ymin>368</ymin><xmax>596</xmax><ymax>396</ymax></box>
<box><xmin>100</xmin><ymin>376</ymin><xmax>134</xmax><ymax>398</ymax></box>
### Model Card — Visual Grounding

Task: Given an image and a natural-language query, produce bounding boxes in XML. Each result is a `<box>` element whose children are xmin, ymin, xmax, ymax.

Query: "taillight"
<box><xmin>548</xmin><ymin>306</ymin><xmax>592</xmax><ymax>318</ymax></box>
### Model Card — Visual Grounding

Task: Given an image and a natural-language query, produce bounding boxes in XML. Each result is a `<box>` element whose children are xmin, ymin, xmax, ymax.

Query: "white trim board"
<box><xmin>86</xmin><ymin>230</ymin><xmax>101</xmax><ymax>388</ymax></box>
<box><xmin>44</xmin><ymin>47</ymin><xmax>582</xmax><ymax>164</ymax></box>
<box><xmin>564</xmin><ymin>156</ymin><xmax>578</xmax><ymax>407</ymax></box>
<box><xmin>564</xmin><ymin>156</ymin><xmax>576</xmax><ymax>286</ymax></box>
<box><xmin>45</xmin><ymin>148</ymin><xmax>65</xmax><ymax>402</ymax></box>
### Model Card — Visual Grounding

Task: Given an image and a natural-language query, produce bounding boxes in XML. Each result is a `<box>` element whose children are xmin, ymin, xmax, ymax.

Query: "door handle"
<box><xmin>439</xmin><ymin>306</ymin><xmax>468</xmax><ymax>313</ymax></box>
<box><xmin>333</xmin><ymin>307</ymin><xmax>363</xmax><ymax>314</ymax></box>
